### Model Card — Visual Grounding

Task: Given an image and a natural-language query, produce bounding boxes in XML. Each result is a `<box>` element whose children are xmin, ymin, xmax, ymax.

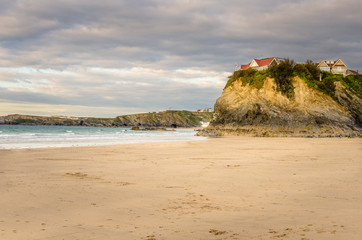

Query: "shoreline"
<box><xmin>0</xmin><ymin>123</ymin><xmax>199</xmax><ymax>129</ymax></box>
<box><xmin>0</xmin><ymin>125</ymin><xmax>205</xmax><ymax>150</ymax></box>
<box><xmin>1</xmin><ymin>137</ymin><xmax>361</xmax><ymax>239</ymax></box>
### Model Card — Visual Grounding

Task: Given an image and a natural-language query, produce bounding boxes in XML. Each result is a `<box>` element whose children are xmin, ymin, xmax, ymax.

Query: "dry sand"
<box><xmin>0</xmin><ymin>137</ymin><xmax>361</xmax><ymax>240</ymax></box>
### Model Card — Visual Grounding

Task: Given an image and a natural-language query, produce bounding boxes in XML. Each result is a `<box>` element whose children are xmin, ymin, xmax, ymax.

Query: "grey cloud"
<box><xmin>0</xmin><ymin>65</ymin><xmax>224</xmax><ymax>111</ymax></box>
<box><xmin>4</xmin><ymin>0</ymin><xmax>361</xmax><ymax>67</ymax></box>
<box><xmin>0</xmin><ymin>0</ymin><xmax>361</xmax><ymax>116</ymax></box>
<box><xmin>0</xmin><ymin>80</ymin><xmax>220</xmax><ymax>111</ymax></box>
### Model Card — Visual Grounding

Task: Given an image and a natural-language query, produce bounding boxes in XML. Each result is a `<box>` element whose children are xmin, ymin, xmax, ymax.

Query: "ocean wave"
<box><xmin>0</xmin><ymin>125</ymin><xmax>203</xmax><ymax>149</ymax></box>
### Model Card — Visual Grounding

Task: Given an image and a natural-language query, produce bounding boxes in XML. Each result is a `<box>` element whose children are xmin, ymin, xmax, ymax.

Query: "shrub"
<box><xmin>304</xmin><ymin>60</ymin><xmax>321</xmax><ymax>81</ymax></box>
<box><xmin>316</xmin><ymin>76</ymin><xmax>336</xmax><ymax>98</ymax></box>
<box><xmin>269</xmin><ymin>58</ymin><xmax>295</xmax><ymax>98</ymax></box>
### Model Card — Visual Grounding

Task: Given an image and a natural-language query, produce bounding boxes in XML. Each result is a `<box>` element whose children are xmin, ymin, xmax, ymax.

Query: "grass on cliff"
<box><xmin>342</xmin><ymin>75</ymin><xmax>362</xmax><ymax>98</ymax></box>
<box><xmin>226</xmin><ymin>59</ymin><xmax>361</xmax><ymax>99</ymax></box>
<box><xmin>225</xmin><ymin>68</ymin><xmax>268</xmax><ymax>90</ymax></box>
<box><xmin>293</xmin><ymin>62</ymin><xmax>361</xmax><ymax>99</ymax></box>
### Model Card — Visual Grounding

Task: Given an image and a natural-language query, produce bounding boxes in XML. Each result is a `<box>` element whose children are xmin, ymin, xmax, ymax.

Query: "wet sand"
<box><xmin>0</xmin><ymin>137</ymin><xmax>361</xmax><ymax>239</ymax></box>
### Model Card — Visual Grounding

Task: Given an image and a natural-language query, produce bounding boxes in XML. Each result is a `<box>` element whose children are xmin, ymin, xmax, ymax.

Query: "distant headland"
<box><xmin>0</xmin><ymin>110</ymin><xmax>213</xmax><ymax>128</ymax></box>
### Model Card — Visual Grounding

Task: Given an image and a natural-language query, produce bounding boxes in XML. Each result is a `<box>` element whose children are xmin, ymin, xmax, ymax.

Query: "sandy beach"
<box><xmin>0</xmin><ymin>137</ymin><xmax>361</xmax><ymax>240</ymax></box>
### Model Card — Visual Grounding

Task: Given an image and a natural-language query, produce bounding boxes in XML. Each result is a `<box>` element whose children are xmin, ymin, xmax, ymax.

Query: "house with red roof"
<box><xmin>317</xmin><ymin>59</ymin><xmax>347</xmax><ymax>75</ymax></box>
<box><xmin>240</xmin><ymin>57</ymin><xmax>285</xmax><ymax>71</ymax></box>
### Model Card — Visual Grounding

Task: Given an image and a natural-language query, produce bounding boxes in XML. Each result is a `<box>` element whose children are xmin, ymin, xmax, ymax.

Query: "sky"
<box><xmin>1</xmin><ymin>0</ymin><xmax>362</xmax><ymax>117</ymax></box>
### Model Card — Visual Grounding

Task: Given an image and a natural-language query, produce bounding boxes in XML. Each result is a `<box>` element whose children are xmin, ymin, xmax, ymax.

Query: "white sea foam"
<box><xmin>0</xmin><ymin>125</ymin><xmax>205</xmax><ymax>149</ymax></box>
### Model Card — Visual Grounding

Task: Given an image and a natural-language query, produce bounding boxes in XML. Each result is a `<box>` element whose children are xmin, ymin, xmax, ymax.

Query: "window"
<box><xmin>320</xmin><ymin>67</ymin><xmax>330</xmax><ymax>71</ymax></box>
<box><xmin>337</xmin><ymin>66</ymin><xmax>342</xmax><ymax>70</ymax></box>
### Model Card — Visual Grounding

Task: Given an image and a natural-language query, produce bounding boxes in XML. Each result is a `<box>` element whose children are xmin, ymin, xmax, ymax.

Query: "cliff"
<box><xmin>0</xmin><ymin>111</ymin><xmax>213</xmax><ymax>128</ymax></box>
<box><xmin>198</xmin><ymin>76</ymin><xmax>361</xmax><ymax>137</ymax></box>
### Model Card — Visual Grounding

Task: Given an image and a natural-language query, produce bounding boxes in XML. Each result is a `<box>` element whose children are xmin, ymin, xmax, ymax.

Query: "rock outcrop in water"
<box><xmin>198</xmin><ymin>76</ymin><xmax>361</xmax><ymax>137</ymax></box>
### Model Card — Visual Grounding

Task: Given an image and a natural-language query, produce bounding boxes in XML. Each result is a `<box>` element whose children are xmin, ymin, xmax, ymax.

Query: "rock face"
<box><xmin>199</xmin><ymin>77</ymin><xmax>361</xmax><ymax>137</ymax></box>
<box><xmin>334</xmin><ymin>81</ymin><xmax>362</xmax><ymax>126</ymax></box>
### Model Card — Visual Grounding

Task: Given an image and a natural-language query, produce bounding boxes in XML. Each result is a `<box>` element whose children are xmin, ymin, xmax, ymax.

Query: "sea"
<box><xmin>0</xmin><ymin>125</ymin><xmax>206</xmax><ymax>149</ymax></box>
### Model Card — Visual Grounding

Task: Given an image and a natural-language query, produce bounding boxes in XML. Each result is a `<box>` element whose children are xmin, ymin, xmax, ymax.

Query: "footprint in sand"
<box><xmin>209</xmin><ymin>229</ymin><xmax>227</xmax><ymax>235</ymax></box>
<box><xmin>144</xmin><ymin>234</ymin><xmax>157</xmax><ymax>240</ymax></box>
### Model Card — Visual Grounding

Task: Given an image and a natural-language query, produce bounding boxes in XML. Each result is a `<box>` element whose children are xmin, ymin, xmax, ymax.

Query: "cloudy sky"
<box><xmin>1</xmin><ymin>0</ymin><xmax>361</xmax><ymax>117</ymax></box>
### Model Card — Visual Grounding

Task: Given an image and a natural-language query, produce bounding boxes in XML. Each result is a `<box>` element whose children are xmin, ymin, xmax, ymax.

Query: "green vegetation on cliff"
<box><xmin>226</xmin><ymin>59</ymin><xmax>361</xmax><ymax>100</ymax></box>
<box><xmin>342</xmin><ymin>75</ymin><xmax>362</xmax><ymax>98</ymax></box>
<box><xmin>226</xmin><ymin>68</ymin><xmax>268</xmax><ymax>90</ymax></box>
<box><xmin>268</xmin><ymin>59</ymin><xmax>296</xmax><ymax>98</ymax></box>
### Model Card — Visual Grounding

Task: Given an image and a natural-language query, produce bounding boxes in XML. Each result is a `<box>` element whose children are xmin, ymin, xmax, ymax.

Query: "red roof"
<box><xmin>240</xmin><ymin>64</ymin><xmax>250</xmax><ymax>70</ymax></box>
<box><xmin>254</xmin><ymin>58</ymin><xmax>275</xmax><ymax>66</ymax></box>
<box><xmin>239</xmin><ymin>58</ymin><xmax>275</xmax><ymax>70</ymax></box>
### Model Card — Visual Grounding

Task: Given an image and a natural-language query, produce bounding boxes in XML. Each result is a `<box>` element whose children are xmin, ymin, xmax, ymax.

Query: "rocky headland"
<box><xmin>0</xmin><ymin>111</ymin><xmax>213</xmax><ymax>128</ymax></box>
<box><xmin>198</xmin><ymin>62</ymin><xmax>361</xmax><ymax>137</ymax></box>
